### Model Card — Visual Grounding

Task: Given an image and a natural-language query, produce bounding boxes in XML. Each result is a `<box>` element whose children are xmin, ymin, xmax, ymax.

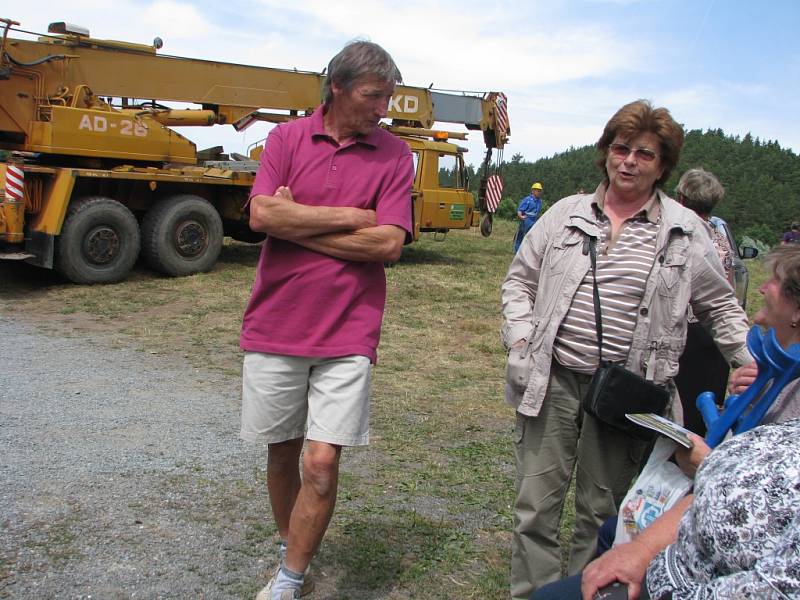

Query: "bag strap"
<box><xmin>587</xmin><ymin>236</ymin><xmax>604</xmax><ymax>365</ymax></box>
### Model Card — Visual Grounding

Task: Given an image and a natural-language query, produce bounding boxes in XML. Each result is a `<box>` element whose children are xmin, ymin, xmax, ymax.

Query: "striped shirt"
<box><xmin>552</xmin><ymin>195</ymin><xmax>660</xmax><ymax>374</ymax></box>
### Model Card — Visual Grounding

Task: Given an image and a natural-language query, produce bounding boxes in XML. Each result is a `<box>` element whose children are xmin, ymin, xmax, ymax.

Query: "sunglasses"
<box><xmin>608</xmin><ymin>143</ymin><xmax>659</xmax><ymax>163</ymax></box>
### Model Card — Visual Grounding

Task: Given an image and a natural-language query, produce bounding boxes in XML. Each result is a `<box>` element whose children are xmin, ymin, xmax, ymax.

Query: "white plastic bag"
<box><xmin>614</xmin><ymin>437</ymin><xmax>693</xmax><ymax>545</ymax></box>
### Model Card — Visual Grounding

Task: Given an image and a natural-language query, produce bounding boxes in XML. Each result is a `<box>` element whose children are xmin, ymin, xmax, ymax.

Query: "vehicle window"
<box><xmin>722</xmin><ymin>223</ymin><xmax>739</xmax><ymax>255</ymax></box>
<box><xmin>438</xmin><ymin>154</ymin><xmax>463</xmax><ymax>188</ymax></box>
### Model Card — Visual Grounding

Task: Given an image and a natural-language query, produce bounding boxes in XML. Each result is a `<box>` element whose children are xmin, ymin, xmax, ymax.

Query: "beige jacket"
<box><xmin>501</xmin><ymin>185</ymin><xmax>752</xmax><ymax>418</ymax></box>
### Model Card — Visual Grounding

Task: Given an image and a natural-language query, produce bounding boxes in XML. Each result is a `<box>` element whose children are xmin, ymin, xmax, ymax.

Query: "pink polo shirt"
<box><xmin>240</xmin><ymin>106</ymin><xmax>413</xmax><ymax>363</ymax></box>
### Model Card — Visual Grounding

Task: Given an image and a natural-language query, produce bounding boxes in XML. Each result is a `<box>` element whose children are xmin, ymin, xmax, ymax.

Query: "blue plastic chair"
<box><xmin>697</xmin><ymin>326</ymin><xmax>800</xmax><ymax>448</ymax></box>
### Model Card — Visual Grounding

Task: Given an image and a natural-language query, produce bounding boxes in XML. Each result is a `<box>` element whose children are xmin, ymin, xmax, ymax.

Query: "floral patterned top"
<box><xmin>711</xmin><ymin>225</ymin><xmax>734</xmax><ymax>283</ymax></box>
<box><xmin>647</xmin><ymin>418</ymin><xmax>800</xmax><ymax>599</ymax></box>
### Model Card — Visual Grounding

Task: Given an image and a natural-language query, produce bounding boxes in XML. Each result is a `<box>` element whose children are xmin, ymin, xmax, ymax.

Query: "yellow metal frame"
<box><xmin>27</xmin><ymin>167</ymin><xmax>76</xmax><ymax>235</ymax></box>
<box><xmin>25</xmin><ymin>106</ymin><xmax>198</xmax><ymax>163</ymax></box>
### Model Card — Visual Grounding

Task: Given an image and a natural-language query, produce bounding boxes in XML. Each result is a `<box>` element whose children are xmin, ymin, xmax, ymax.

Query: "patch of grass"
<box><xmin>0</xmin><ymin>224</ymin><xmax>772</xmax><ymax>599</ymax></box>
<box><xmin>21</xmin><ymin>519</ymin><xmax>82</xmax><ymax>567</ymax></box>
<box><xmin>744</xmin><ymin>256</ymin><xmax>768</xmax><ymax>320</ymax></box>
<box><xmin>319</xmin><ymin>510</ymin><xmax>486</xmax><ymax>596</ymax></box>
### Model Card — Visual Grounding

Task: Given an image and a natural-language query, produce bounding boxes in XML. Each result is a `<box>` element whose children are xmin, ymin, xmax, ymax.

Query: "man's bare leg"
<box><xmin>283</xmin><ymin>440</ymin><xmax>342</xmax><ymax>573</ymax></box>
<box><xmin>267</xmin><ymin>437</ymin><xmax>305</xmax><ymax>540</ymax></box>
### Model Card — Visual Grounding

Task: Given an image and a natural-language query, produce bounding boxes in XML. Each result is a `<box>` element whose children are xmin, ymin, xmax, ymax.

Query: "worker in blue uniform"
<box><xmin>513</xmin><ymin>182</ymin><xmax>543</xmax><ymax>252</ymax></box>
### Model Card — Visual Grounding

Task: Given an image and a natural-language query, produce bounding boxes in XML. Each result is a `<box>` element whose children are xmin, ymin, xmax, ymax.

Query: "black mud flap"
<box><xmin>23</xmin><ymin>231</ymin><xmax>54</xmax><ymax>269</ymax></box>
<box><xmin>480</xmin><ymin>212</ymin><xmax>493</xmax><ymax>237</ymax></box>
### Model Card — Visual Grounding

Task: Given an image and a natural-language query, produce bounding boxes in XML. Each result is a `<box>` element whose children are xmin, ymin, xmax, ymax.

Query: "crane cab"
<box><xmin>395</xmin><ymin>131</ymin><xmax>476</xmax><ymax>241</ymax></box>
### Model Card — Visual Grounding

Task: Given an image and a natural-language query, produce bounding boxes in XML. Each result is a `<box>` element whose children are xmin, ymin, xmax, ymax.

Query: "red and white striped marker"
<box><xmin>233</xmin><ymin>112</ymin><xmax>257</xmax><ymax>132</ymax></box>
<box><xmin>485</xmin><ymin>174</ymin><xmax>504</xmax><ymax>214</ymax></box>
<box><xmin>494</xmin><ymin>93</ymin><xmax>509</xmax><ymax>137</ymax></box>
<box><xmin>5</xmin><ymin>162</ymin><xmax>24</xmax><ymax>202</ymax></box>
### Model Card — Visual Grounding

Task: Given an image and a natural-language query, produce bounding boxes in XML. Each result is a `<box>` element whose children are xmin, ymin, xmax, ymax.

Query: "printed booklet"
<box><xmin>625</xmin><ymin>413</ymin><xmax>693</xmax><ymax>448</ymax></box>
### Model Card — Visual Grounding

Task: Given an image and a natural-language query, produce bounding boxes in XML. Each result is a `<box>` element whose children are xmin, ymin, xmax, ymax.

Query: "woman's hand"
<box><xmin>729</xmin><ymin>361</ymin><xmax>758</xmax><ymax>395</ymax></box>
<box><xmin>581</xmin><ymin>539</ymin><xmax>652</xmax><ymax>600</ymax></box>
<box><xmin>582</xmin><ymin>496</ymin><xmax>694</xmax><ymax>600</ymax></box>
<box><xmin>675</xmin><ymin>433</ymin><xmax>711</xmax><ymax>478</ymax></box>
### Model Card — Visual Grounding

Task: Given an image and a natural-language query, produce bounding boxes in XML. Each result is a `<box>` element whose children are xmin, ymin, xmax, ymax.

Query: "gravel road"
<box><xmin>0</xmin><ymin>315</ymin><xmax>278</xmax><ymax>599</ymax></box>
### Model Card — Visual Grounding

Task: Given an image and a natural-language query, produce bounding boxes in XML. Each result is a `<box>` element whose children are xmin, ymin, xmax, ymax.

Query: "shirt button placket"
<box><xmin>326</xmin><ymin>151</ymin><xmax>340</xmax><ymax>189</ymax></box>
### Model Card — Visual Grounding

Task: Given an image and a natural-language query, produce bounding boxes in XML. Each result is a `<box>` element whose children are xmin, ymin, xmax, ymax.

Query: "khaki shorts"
<box><xmin>240</xmin><ymin>352</ymin><xmax>372</xmax><ymax>446</ymax></box>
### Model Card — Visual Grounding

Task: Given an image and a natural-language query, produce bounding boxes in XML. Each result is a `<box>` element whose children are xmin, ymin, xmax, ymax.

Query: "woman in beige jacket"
<box><xmin>501</xmin><ymin>100</ymin><xmax>751</xmax><ymax>599</ymax></box>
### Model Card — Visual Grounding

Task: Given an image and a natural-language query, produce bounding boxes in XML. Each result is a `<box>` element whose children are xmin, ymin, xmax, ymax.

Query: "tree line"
<box><xmin>457</xmin><ymin>129</ymin><xmax>800</xmax><ymax>246</ymax></box>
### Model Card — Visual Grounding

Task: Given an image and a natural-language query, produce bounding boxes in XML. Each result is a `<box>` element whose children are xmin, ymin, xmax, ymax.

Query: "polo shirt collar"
<box><xmin>309</xmin><ymin>104</ymin><xmax>380</xmax><ymax>148</ymax></box>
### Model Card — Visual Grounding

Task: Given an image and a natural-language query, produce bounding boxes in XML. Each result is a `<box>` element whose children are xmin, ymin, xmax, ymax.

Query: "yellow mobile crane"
<box><xmin>0</xmin><ymin>18</ymin><xmax>509</xmax><ymax>284</ymax></box>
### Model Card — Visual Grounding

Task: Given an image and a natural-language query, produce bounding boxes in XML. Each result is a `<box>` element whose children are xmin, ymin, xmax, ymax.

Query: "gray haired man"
<box><xmin>242</xmin><ymin>41</ymin><xmax>413</xmax><ymax>600</ymax></box>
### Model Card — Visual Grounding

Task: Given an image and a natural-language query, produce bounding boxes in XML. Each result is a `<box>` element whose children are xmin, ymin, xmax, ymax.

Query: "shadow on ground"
<box><xmin>0</xmin><ymin>260</ymin><xmax>69</xmax><ymax>297</ymax></box>
<box><xmin>311</xmin><ymin>511</ymin><xmax>474</xmax><ymax>599</ymax></box>
<box><xmin>0</xmin><ymin>238</ymin><xmax>262</xmax><ymax>298</ymax></box>
<box><xmin>217</xmin><ymin>240</ymin><xmax>262</xmax><ymax>266</ymax></box>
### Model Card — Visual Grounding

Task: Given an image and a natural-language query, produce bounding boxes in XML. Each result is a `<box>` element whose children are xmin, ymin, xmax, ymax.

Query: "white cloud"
<box><xmin>7</xmin><ymin>0</ymin><xmax>799</xmax><ymax>161</ymax></box>
<box><xmin>249</xmin><ymin>0</ymin><xmax>648</xmax><ymax>91</ymax></box>
<box><xmin>140</xmin><ymin>1</ymin><xmax>213</xmax><ymax>39</ymax></box>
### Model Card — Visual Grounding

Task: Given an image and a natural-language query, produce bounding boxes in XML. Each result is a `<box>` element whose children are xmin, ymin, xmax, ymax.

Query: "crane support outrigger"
<box><xmin>0</xmin><ymin>18</ymin><xmax>509</xmax><ymax>283</ymax></box>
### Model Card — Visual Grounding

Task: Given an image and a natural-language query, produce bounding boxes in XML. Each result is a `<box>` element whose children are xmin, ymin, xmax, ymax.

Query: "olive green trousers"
<box><xmin>510</xmin><ymin>361</ymin><xmax>648</xmax><ymax>600</ymax></box>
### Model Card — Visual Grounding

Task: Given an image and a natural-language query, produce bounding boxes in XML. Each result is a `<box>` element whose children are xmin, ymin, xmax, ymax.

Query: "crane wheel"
<box><xmin>142</xmin><ymin>194</ymin><xmax>223</xmax><ymax>277</ymax></box>
<box><xmin>55</xmin><ymin>196</ymin><xmax>141</xmax><ymax>284</ymax></box>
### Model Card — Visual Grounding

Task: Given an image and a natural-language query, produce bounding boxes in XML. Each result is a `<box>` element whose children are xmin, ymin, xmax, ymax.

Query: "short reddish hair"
<box><xmin>596</xmin><ymin>100</ymin><xmax>684</xmax><ymax>187</ymax></box>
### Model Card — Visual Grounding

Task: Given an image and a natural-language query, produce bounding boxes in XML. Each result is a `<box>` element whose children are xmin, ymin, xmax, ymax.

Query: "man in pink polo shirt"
<box><xmin>240</xmin><ymin>41</ymin><xmax>413</xmax><ymax>600</ymax></box>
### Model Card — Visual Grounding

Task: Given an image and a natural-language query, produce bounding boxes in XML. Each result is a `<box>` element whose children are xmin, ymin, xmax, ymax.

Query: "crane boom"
<box><xmin>0</xmin><ymin>17</ymin><xmax>510</xmax><ymax>284</ymax></box>
<box><xmin>0</xmin><ymin>21</ymin><xmax>508</xmax><ymax>152</ymax></box>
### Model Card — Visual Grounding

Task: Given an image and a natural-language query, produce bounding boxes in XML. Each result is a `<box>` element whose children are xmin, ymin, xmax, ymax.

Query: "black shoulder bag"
<box><xmin>581</xmin><ymin>236</ymin><xmax>670</xmax><ymax>440</ymax></box>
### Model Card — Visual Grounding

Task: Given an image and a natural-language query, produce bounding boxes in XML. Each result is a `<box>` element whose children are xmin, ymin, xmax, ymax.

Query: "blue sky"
<box><xmin>13</xmin><ymin>0</ymin><xmax>800</xmax><ymax>166</ymax></box>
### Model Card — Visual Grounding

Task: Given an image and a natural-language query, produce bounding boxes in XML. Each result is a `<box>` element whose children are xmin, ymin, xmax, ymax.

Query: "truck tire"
<box><xmin>55</xmin><ymin>196</ymin><xmax>141</xmax><ymax>284</ymax></box>
<box><xmin>142</xmin><ymin>194</ymin><xmax>223</xmax><ymax>276</ymax></box>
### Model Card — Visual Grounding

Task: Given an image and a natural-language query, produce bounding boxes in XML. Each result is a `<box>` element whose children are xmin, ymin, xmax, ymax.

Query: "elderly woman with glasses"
<box><xmin>501</xmin><ymin>100</ymin><xmax>752</xmax><ymax>599</ymax></box>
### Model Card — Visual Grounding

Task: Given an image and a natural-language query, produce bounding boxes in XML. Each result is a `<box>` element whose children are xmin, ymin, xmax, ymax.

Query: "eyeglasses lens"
<box><xmin>610</xmin><ymin>143</ymin><xmax>657</xmax><ymax>162</ymax></box>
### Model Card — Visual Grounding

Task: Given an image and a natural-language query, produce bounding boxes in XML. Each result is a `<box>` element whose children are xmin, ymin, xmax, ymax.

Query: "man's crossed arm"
<box><xmin>249</xmin><ymin>186</ymin><xmax>405</xmax><ymax>263</ymax></box>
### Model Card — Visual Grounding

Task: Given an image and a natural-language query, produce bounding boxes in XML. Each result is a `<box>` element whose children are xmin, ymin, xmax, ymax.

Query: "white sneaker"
<box><xmin>255</xmin><ymin>573</ymin><xmax>300</xmax><ymax>600</ymax></box>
